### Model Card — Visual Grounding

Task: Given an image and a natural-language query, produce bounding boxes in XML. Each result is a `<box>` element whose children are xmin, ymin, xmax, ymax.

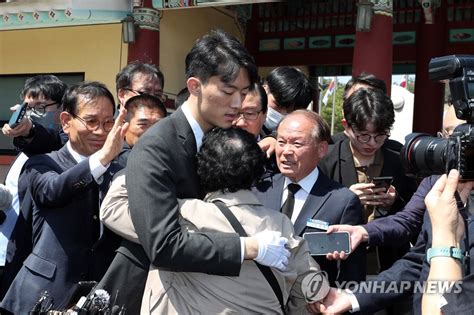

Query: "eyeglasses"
<box><xmin>235</xmin><ymin>110</ymin><xmax>262</xmax><ymax>121</ymax></box>
<box><xmin>124</xmin><ymin>88</ymin><xmax>168</xmax><ymax>103</ymax></box>
<box><xmin>70</xmin><ymin>113</ymin><xmax>115</xmax><ymax>132</ymax></box>
<box><xmin>352</xmin><ymin>129</ymin><xmax>389</xmax><ymax>144</ymax></box>
<box><xmin>26</xmin><ymin>102</ymin><xmax>58</xmax><ymax>115</ymax></box>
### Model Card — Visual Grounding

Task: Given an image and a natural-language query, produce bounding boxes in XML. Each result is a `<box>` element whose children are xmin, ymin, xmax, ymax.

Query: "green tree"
<box><xmin>320</xmin><ymin>81</ymin><xmax>344</xmax><ymax>135</ymax></box>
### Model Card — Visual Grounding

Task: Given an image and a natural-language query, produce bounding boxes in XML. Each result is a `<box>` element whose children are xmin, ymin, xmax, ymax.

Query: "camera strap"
<box><xmin>212</xmin><ymin>200</ymin><xmax>286</xmax><ymax>314</ymax></box>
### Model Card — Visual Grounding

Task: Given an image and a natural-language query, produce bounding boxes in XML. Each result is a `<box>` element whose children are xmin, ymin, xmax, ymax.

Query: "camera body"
<box><xmin>402</xmin><ymin>55</ymin><xmax>474</xmax><ymax>180</ymax></box>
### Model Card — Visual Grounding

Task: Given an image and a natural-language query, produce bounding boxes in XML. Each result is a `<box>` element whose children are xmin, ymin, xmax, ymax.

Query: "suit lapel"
<box><xmin>294</xmin><ymin>172</ymin><xmax>333</xmax><ymax>236</ymax></box>
<box><xmin>339</xmin><ymin>140</ymin><xmax>358</xmax><ymax>186</ymax></box>
<box><xmin>55</xmin><ymin>145</ymin><xmax>78</xmax><ymax>170</ymax></box>
<box><xmin>268</xmin><ymin>175</ymin><xmax>285</xmax><ymax>211</ymax></box>
<box><xmin>173</xmin><ymin>108</ymin><xmax>198</xmax><ymax>157</ymax></box>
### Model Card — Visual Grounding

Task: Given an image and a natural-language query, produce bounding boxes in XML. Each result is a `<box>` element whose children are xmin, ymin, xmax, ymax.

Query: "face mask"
<box><xmin>29</xmin><ymin>111</ymin><xmax>60</xmax><ymax>130</ymax></box>
<box><xmin>264</xmin><ymin>107</ymin><xmax>285</xmax><ymax>132</ymax></box>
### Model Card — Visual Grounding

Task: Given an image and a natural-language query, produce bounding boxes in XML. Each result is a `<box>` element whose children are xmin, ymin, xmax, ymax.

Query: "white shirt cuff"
<box><xmin>239</xmin><ymin>237</ymin><xmax>245</xmax><ymax>263</ymax></box>
<box><xmin>89</xmin><ymin>151</ymin><xmax>109</xmax><ymax>184</ymax></box>
<box><xmin>345</xmin><ymin>289</ymin><xmax>360</xmax><ymax>312</ymax></box>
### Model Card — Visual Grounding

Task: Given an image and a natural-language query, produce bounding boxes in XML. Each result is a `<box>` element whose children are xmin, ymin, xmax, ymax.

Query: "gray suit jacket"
<box><xmin>254</xmin><ymin>171</ymin><xmax>366</xmax><ymax>285</ymax></box>
<box><xmin>126</xmin><ymin>107</ymin><xmax>242</xmax><ymax>274</ymax></box>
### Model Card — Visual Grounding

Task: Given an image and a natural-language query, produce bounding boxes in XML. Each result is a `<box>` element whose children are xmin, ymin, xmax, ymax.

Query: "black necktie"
<box><xmin>281</xmin><ymin>183</ymin><xmax>301</xmax><ymax>219</ymax></box>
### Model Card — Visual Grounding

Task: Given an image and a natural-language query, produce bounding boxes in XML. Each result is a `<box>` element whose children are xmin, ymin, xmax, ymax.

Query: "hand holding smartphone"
<box><xmin>303</xmin><ymin>232</ymin><xmax>351</xmax><ymax>256</ymax></box>
<box><xmin>8</xmin><ymin>102</ymin><xmax>27</xmax><ymax>129</ymax></box>
<box><xmin>371</xmin><ymin>176</ymin><xmax>393</xmax><ymax>193</ymax></box>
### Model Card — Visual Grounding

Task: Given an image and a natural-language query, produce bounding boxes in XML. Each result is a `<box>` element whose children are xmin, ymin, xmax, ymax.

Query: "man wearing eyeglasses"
<box><xmin>232</xmin><ymin>83</ymin><xmax>267</xmax><ymax>139</ymax></box>
<box><xmin>1</xmin><ymin>81</ymin><xmax>128</xmax><ymax>314</ymax></box>
<box><xmin>4</xmin><ymin>62</ymin><xmax>166</xmax><ymax>157</ymax></box>
<box><xmin>319</xmin><ymin>88</ymin><xmax>417</xmax><ymax>274</ymax></box>
<box><xmin>116</xmin><ymin>62</ymin><xmax>167</xmax><ymax>106</ymax></box>
<box><xmin>0</xmin><ymin>75</ymin><xmax>67</xmax><ymax>302</ymax></box>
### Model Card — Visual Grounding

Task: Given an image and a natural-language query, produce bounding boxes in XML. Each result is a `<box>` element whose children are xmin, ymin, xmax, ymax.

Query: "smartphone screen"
<box><xmin>303</xmin><ymin>232</ymin><xmax>351</xmax><ymax>256</ymax></box>
<box><xmin>371</xmin><ymin>176</ymin><xmax>393</xmax><ymax>192</ymax></box>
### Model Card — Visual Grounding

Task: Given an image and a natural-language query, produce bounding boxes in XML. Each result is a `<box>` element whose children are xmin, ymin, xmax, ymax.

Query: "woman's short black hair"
<box><xmin>197</xmin><ymin>128</ymin><xmax>265</xmax><ymax>194</ymax></box>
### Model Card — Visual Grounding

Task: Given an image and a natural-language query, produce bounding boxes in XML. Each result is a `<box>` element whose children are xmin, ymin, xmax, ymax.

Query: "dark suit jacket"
<box><xmin>1</xmin><ymin>146</ymin><xmax>116</xmax><ymax>314</ymax></box>
<box><xmin>13</xmin><ymin>124</ymin><xmax>65</xmax><ymax>157</ymax></box>
<box><xmin>254</xmin><ymin>171</ymin><xmax>366</xmax><ymax>285</ymax></box>
<box><xmin>355</xmin><ymin>175</ymin><xmax>474</xmax><ymax>315</ymax></box>
<box><xmin>126</xmin><ymin>107</ymin><xmax>241</xmax><ymax>273</ymax></box>
<box><xmin>319</xmin><ymin>138</ymin><xmax>417</xmax><ymax>270</ymax></box>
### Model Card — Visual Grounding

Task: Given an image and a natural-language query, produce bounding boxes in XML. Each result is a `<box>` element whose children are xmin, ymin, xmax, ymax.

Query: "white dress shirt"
<box><xmin>281</xmin><ymin>166</ymin><xmax>320</xmax><ymax>223</ymax></box>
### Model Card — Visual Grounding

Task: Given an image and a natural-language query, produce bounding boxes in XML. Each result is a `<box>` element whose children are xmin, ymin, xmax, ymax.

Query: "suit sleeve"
<box><xmin>14</xmin><ymin>124</ymin><xmax>66</xmax><ymax>157</ymax></box>
<box><xmin>126</xmin><ymin>132</ymin><xmax>242</xmax><ymax>275</ymax></box>
<box><xmin>25</xmin><ymin>155</ymin><xmax>96</xmax><ymax>208</ymax></box>
<box><xmin>441</xmin><ymin>274</ymin><xmax>474</xmax><ymax>314</ymax></box>
<box><xmin>363</xmin><ymin>176</ymin><xmax>434</xmax><ymax>246</ymax></box>
<box><xmin>355</xmin><ymin>219</ymin><xmax>428</xmax><ymax>313</ymax></box>
<box><xmin>338</xmin><ymin>191</ymin><xmax>367</xmax><ymax>283</ymax></box>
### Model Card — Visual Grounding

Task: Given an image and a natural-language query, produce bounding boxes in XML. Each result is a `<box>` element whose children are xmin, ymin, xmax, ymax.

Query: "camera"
<box><xmin>401</xmin><ymin>55</ymin><xmax>474</xmax><ymax>180</ymax></box>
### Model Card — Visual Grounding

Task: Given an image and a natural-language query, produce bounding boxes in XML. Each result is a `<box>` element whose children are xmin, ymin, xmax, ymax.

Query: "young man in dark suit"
<box><xmin>120</xmin><ymin>29</ymin><xmax>290</xmax><ymax>311</ymax></box>
<box><xmin>254</xmin><ymin>109</ymin><xmax>366</xmax><ymax>286</ymax></box>
<box><xmin>1</xmin><ymin>82</ymin><xmax>128</xmax><ymax>313</ymax></box>
<box><xmin>319</xmin><ymin>88</ymin><xmax>417</xmax><ymax>272</ymax></box>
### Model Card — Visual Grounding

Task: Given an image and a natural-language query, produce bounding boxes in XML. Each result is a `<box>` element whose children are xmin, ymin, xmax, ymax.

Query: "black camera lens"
<box><xmin>401</xmin><ymin>133</ymin><xmax>449</xmax><ymax>176</ymax></box>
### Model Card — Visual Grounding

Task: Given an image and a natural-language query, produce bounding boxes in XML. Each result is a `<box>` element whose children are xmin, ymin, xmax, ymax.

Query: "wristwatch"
<box><xmin>427</xmin><ymin>246</ymin><xmax>463</xmax><ymax>263</ymax></box>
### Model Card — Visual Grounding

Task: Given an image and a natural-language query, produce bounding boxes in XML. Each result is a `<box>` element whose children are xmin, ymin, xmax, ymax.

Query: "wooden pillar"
<box><xmin>412</xmin><ymin>3</ymin><xmax>447</xmax><ymax>135</ymax></box>
<box><xmin>352</xmin><ymin>1</ymin><xmax>393</xmax><ymax>96</ymax></box>
<box><xmin>127</xmin><ymin>0</ymin><xmax>161</xmax><ymax>66</ymax></box>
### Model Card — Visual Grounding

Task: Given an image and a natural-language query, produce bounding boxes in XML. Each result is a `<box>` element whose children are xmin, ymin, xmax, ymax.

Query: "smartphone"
<box><xmin>303</xmin><ymin>231</ymin><xmax>351</xmax><ymax>256</ymax></box>
<box><xmin>371</xmin><ymin>176</ymin><xmax>393</xmax><ymax>192</ymax></box>
<box><xmin>8</xmin><ymin>102</ymin><xmax>27</xmax><ymax>129</ymax></box>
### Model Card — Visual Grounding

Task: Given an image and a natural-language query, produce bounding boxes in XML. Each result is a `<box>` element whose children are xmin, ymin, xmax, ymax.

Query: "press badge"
<box><xmin>306</xmin><ymin>219</ymin><xmax>329</xmax><ymax>230</ymax></box>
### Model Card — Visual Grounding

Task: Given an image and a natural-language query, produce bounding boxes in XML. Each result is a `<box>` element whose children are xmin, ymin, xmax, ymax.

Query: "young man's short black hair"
<box><xmin>197</xmin><ymin>128</ymin><xmax>265</xmax><ymax>194</ymax></box>
<box><xmin>20</xmin><ymin>75</ymin><xmax>67</xmax><ymax>106</ymax></box>
<box><xmin>343</xmin><ymin>88</ymin><xmax>394</xmax><ymax>134</ymax></box>
<box><xmin>124</xmin><ymin>94</ymin><xmax>167</xmax><ymax>121</ymax></box>
<box><xmin>185</xmin><ymin>29</ymin><xmax>258</xmax><ymax>87</ymax></box>
<box><xmin>265</xmin><ymin>66</ymin><xmax>314</xmax><ymax>110</ymax></box>
<box><xmin>343</xmin><ymin>73</ymin><xmax>387</xmax><ymax>99</ymax></box>
<box><xmin>63</xmin><ymin>81</ymin><xmax>116</xmax><ymax>115</ymax></box>
<box><xmin>254</xmin><ymin>82</ymin><xmax>268</xmax><ymax>113</ymax></box>
<box><xmin>116</xmin><ymin>62</ymin><xmax>165</xmax><ymax>92</ymax></box>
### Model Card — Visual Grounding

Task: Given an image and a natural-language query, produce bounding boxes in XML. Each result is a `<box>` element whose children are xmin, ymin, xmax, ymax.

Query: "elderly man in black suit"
<box><xmin>255</xmin><ymin>109</ymin><xmax>366</xmax><ymax>286</ymax></box>
<box><xmin>1</xmin><ymin>82</ymin><xmax>128</xmax><ymax>313</ymax></box>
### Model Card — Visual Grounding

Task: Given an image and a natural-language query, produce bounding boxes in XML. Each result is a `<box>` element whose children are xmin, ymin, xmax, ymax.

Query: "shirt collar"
<box><xmin>66</xmin><ymin>141</ymin><xmax>87</xmax><ymax>164</ymax></box>
<box><xmin>181</xmin><ymin>101</ymin><xmax>205</xmax><ymax>150</ymax></box>
<box><xmin>284</xmin><ymin>166</ymin><xmax>319</xmax><ymax>193</ymax></box>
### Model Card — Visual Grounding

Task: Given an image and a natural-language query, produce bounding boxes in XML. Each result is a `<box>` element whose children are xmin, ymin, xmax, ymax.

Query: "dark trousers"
<box><xmin>97</xmin><ymin>239</ymin><xmax>149</xmax><ymax>313</ymax></box>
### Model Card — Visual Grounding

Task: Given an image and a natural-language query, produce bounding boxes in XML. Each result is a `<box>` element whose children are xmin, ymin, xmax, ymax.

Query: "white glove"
<box><xmin>254</xmin><ymin>231</ymin><xmax>290</xmax><ymax>271</ymax></box>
